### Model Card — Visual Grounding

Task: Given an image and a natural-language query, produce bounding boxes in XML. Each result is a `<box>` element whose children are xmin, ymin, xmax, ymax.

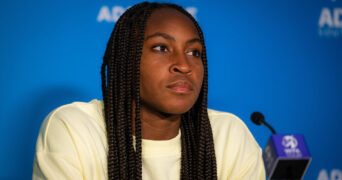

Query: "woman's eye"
<box><xmin>152</xmin><ymin>45</ymin><xmax>168</xmax><ymax>52</ymax></box>
<box><xmin>187</xmin><ymin>50</ymin><xmax>201</xmax><ymax>57</ymax></box>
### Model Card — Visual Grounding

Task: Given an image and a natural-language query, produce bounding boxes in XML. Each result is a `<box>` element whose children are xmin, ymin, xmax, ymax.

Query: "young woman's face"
<box><xmin>140</xmin><ymin>8</ymin><xmax>204</xmax><ymax>115</ymax></box>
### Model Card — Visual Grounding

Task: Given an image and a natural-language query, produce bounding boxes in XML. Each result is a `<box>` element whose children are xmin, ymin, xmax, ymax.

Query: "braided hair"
<box><xmin>101</xmin><ymin>2</ymin><xmax>217</xmax><ymax>179</ymax></box>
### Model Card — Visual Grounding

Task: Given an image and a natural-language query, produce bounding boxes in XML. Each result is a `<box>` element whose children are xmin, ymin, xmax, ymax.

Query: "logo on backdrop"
<box><xmin>317</xmin><ymin>169</ymin><xmax>342</xmax><ymax>180</ymax></box>
<box><xmin>318</xmin><ymin>3</ymin><xmax>342</xmax><ymax>38</ymax></box>
<box><xmin>281</xmin><ymin>135</ymin><xmax>302</xmax><ymax>157</ymax></box>
<box><xmin>97</xmin><ymin>5</ymin><xmax>198</xmax><ymax>23</ymax></box>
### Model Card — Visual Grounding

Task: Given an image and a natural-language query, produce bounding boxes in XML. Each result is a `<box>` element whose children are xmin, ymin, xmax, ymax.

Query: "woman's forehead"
<box><xmin>145</xmin><ymin>8</ymin><xmax>199</xmax><ymax>37</ymax></box>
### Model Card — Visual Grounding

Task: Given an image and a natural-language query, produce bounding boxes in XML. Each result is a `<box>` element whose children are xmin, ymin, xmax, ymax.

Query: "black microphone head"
<box><xmin>251</xmin><ymin>112</ymin><xmax>265</xmax><ymax>125</ymax></box>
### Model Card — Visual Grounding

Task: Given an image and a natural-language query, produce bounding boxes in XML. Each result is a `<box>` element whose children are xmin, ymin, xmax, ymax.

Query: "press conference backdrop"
<box><xmin>1</xmin><ymin>0</ymin><xmax>341</xmax><ymax>179</ymax></box>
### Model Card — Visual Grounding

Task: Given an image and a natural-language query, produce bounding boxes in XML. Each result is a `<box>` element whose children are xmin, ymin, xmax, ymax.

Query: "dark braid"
<box><xmin>101</xmin><ymin>2</ymin><xmax>217</xmax><ymax>179</ymax></box>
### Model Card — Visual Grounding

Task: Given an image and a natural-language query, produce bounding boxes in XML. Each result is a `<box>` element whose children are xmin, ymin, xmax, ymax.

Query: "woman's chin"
<box><xmin>162</xmin><ymin>103</ymin><xmax>194</xmax><ymax>115</ymax></box>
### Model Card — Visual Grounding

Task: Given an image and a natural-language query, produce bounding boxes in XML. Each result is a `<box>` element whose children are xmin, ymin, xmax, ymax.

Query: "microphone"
<box><xmin>251</xmin><ymin>112</ymin><xmax>276</xmax><ymax>134</ymax></box>
<box><xmin>251</xmin><ymin>112</ymin><xmax>311</xmax><ymax>180</ymax></box>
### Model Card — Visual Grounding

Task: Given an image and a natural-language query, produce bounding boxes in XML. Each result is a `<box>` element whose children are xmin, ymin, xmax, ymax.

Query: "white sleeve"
<box><xmin>208</xmin><ymin>109</ymin><xmax>266</xmax><ymax>180</ymax></box>
<box><xmin>231</xmin><ymin>148</ymin><xmax>266</xmax><ymax>180</ymax></box>
<box><xmin>32</xmin><ymin>109</ymin><xmax>84</xmax><ymax>180</ymax></box>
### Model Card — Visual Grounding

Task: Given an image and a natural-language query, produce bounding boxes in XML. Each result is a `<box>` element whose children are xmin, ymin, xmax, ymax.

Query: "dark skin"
<box><xmin>135</xmin><ymin>8</ymin><xmax>204</xmax><ymax>140</ymax></box>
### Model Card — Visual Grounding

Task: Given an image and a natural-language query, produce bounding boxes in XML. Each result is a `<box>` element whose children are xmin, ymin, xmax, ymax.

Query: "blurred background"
<box><xmin>1</xmin><ymin>0</ymin><xmax>341</xmax><ymax>179</ymax></box>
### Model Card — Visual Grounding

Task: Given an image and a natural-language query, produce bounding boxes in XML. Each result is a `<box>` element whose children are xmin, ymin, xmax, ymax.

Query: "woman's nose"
<box><xmin>169</xmin><ymin>52</ymin><xmax>192</xmax><ymax>74</ymax></box>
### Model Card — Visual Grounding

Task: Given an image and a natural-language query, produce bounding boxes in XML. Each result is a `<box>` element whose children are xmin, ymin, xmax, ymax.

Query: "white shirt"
<box><xmin>33</xmin><ymin>99</ymin><xmax>265</xmax><ymax>180</ymax></box>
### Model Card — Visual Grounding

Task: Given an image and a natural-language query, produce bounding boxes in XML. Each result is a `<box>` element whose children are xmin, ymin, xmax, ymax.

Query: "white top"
<box><xmin>33</xmin><ymin>99</ymin><xmax>265</xmax><ymax>180</ymax></box>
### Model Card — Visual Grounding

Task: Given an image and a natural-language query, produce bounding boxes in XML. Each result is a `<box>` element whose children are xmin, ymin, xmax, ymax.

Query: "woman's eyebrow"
<box><xmin>145</xmin><ymin>32</ymin><xmax>175</xmax><ymax>41</ymax></box>
<box><xmin>145</xmin><ymin>33</ymin><xmax>201</xmax><ymax>45</ymax></box>
<box><xmin>186</xmin><ymin>38</ymin><xmax>201</xmax><ymax>45</ymax></box>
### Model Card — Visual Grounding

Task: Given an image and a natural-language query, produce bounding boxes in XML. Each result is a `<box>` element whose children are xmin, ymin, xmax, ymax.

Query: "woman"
<box><xmin>33</xmin><ymin>2</ymin><xmax>265</xmax><ymax>180</ymax></box>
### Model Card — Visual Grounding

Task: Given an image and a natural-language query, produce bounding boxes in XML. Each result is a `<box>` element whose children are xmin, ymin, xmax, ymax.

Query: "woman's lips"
<box><xmin>167</xmin><ymin>80</ymin><xmax>193</xmax><ymax>93</ymax></box>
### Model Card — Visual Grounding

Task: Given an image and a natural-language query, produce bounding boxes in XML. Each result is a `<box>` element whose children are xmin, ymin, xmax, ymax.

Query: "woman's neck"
<box><xmin>132</xmin><ymin>104</ymin><xmax>181</xmax><ymax>140</ymax></box>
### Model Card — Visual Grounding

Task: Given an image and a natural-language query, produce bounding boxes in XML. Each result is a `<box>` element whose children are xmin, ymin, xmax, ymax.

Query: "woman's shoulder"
<box><xmin>207</xmin><ymin>108</ymin><xmax>260</xmax><ymax>152</ymax></box>
<box><xmin>208</xmin><ymin>109</ymin><xmax>264</xmax><ymax>179</ymax></box>
<box><xmin>34</xmin><ymin>100</ymin><xmax>108</xmax><ymax>179</ymax></box>
<box><xmin>44</xmin><ymin>99</ymin><xmax>104</xmax><ymax>128</ymax></box>
<box><xmin>208</xmin><ymin>108</ymin><xmax>243</xmax><ymax>125</ymax></box>
<box><xmin>36</xmin><ymin>99</ymin><xmax>106</xmax><ymax>152</ymax></box>
<box><xmin>51</xmin><ymin>99</ymin><xmax>104</xmax><ymax>119</ymax></box>
<box><xmin>208</xmin><ymin>109</ymin><xmax>252</xmax><ymax>136</ymax></box>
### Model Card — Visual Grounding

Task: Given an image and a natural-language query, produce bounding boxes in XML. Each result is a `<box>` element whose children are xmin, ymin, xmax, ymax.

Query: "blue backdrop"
<box><xmin>1</xmin><ymin>0</ymin><xmax>341</xmax><ymax>179</ymax></box>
